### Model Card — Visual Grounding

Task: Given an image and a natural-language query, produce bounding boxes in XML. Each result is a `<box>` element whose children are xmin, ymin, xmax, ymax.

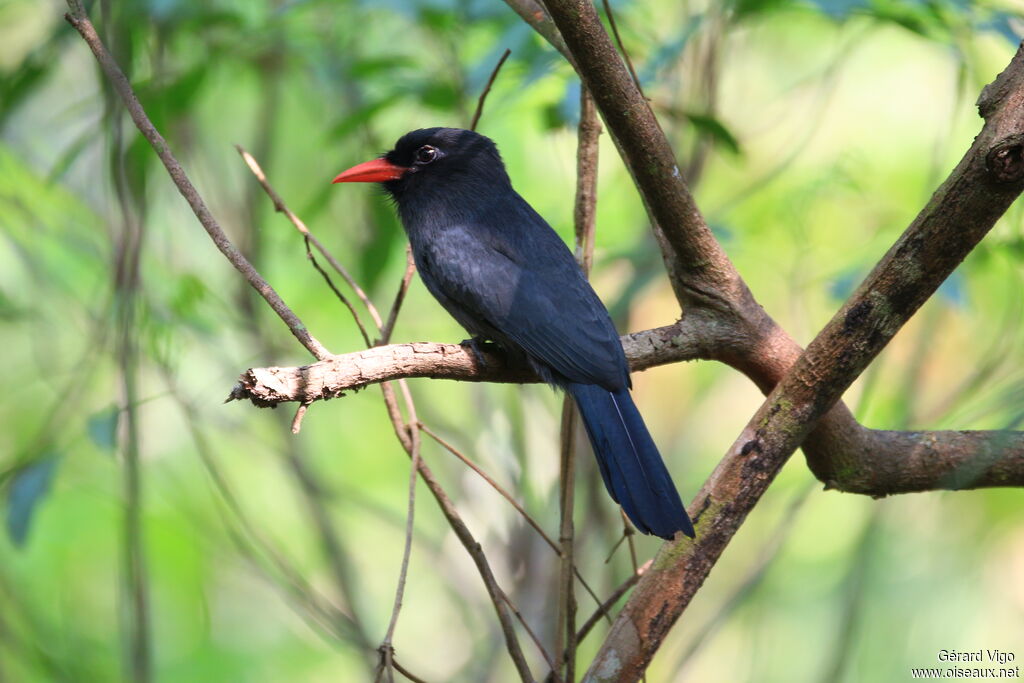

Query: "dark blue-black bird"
<box><xmin>333</xmin><ymin>127</ymin><xmax>694</xmax><ymax>540</ymax></box>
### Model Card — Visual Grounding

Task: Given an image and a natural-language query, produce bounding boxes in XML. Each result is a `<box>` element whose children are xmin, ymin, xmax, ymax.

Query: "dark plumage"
<box><xmin>333</xmin><ymin>127</ymin><xmax>694</xmax><ymax>539</ymax></box>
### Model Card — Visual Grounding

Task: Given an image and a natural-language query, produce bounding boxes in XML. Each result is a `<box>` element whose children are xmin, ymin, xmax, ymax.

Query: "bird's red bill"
<box><xmin>332</xmin><ymin>158</ymin><xmax>407</xmax><ymax>183</ymax></box>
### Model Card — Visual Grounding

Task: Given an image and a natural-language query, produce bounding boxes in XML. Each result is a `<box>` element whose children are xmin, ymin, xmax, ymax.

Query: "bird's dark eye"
<box><xmin>415</xmin><ymin>145</ymin><xmax>438</xmax><ymax>164</ymax></box>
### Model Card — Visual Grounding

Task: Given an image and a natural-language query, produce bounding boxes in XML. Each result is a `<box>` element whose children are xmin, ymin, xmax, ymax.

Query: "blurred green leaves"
<box><xmin>0</xmin><ymin>0</ymin><xmax>1022</xmax><ymax>681</ymax></box>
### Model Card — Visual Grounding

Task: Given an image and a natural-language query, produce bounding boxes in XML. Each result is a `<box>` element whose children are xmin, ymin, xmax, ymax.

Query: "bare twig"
<box><xmin>235</xmin><ymin>144</ymin><xmax>384</xmax><ymax>331</ymax></box>
<box><xmin>500</xmin><ymin>590</ymin><xmax>560</xmax><ymax>678</ymax></box>
<box><xmin>554</xmin><ymin>399</ymin><xmax>578</xmax><ymax>682</ymax></box>
<box><xmin>573</xmin><ymin>90</ymin><xmax>600</xmax><ymax>275</ymax></box>
<box><xmin>469</xmin><ymin>48</ymin><xmax>512</xmax><ymax>132</ymax></box>
<box><xmin>379</xmin><ymin>393</ymin><xmax>422</xmax><ymax>683</ymax></box>
<box><xmin>574</xmin><ymin>560</ymin><xmax>650</xmax><ymax>646</ymax></box>
<box><xmin>392</xmin><ymin>656</ymin><xmax>430</xmax><ymax>683</ymax></box>
<box><xmin>64</xmin><ymin>2</ymin><xmax>329</xmax><ymax>360</ymax></box>
<box><xmin>418</xmin><ymin>424</ymin><xmax>611</xmax><ymax>624</ymax></box>
<box><xmin>499</xmin><ymin>0</ymin><xmax>573</xmax><ymax>64</ymax></box>
<box><xmin>379</xmin><ymin>383</ymin><xmax>536</xmax><ymax>682</ymax></box>
<box><xmin>228</xmin><ymin>320</ymin><xmax>716</xmax><ymax>405</ymax></box>
<box><xmin>380</xmin><ymin>247</ymin><xmax>416</xmax><ymax>345</ymax></box>
<box><xmin>302</xmin><ymin>235</ymin><xmax>373</xmax><ymax>347</ymax></box>
<box><xmin>290</xmin><ymin>403</ymin><xmax>310</xmax><ymax>434</ymax></box>
<box><xmin>600</xmin><ymin>0</ymin><xmax>644</xmax><ymax>98</ymax></box>
<box><xmin>419</xmin><ymin>424</ymin><xmax>554</xmax><ymax>548</ymax></box>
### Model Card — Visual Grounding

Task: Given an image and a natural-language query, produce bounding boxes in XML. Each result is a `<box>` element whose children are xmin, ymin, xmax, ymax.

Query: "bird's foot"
<box><xmin>460</xmin><ymin>337</ymin><xmax>497</xmax><ymax>369</ymax></box>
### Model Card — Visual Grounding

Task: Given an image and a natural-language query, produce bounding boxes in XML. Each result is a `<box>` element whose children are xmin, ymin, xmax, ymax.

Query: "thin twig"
<box><xmin>417</xmin><ymin>424</ymin><xmax>610</xmax><ymax>624</ymax></box>
<box><xmin>303</xmin><ymin>235</ymin><xmax>373</xmax><ymax>346</ymax></box>
<box><xmin>378</xmin><ymin>388</ymin><xmax>423</xmax><ymax>683</ymax></box>
<box><xmin>555</xmin><ymin>400</ymin><xmax>578</xmax><ymax>682</ymax></box>
<box><xmin>380</xmin><ymin>383</ymin><xmax>535</xmax><ymax>682</ymax></box>
<box><xmin>419</xmin><ymin>424</ymin><xmax>553</xmax><ymax>546</ymax></box>
<box><xmin>236</xmin><ymin>144</ymin><xmax>384</xmax><ymax>331</ymax></box>
<box><xmin>500</xmin><ymin>590</ymin><xmax>561</xmax><ymax>679</ymax></box>
<box><xmin>600</xmin><ymin>0</ymin><xmax>644</xmax><ymax>98</ymax></box>
<box><xmin>291</xmin><ymin>403</ymin><xmax>310</xmax><ymax>434</ymax></box>
<box><xmin>64</xmin><ymin>2</ymin><xmax>329</xmax><ymax>360</ymax></box>
<box><xmin>575</xmin><ymin>560</ymin><xmax>650</xmax><ymax>645</ymax></box>
<box><xmin>469</xmin><ymin>48</ymin><xmax>512</xmax><ymax>131</ymax></box>
<box><xmin>393</xmin><ymin>656</ymin><xmax>431</xmax><ymax>683</ymax></box>
<box><xmin>621</xmin><ymin>509</ymin><xmax>640</xmax><ymax>579</ymax></box>
<box><xmin>573</xmin><ymin>90</ymin><xmax>600</xmax><ymax>275</ymax></box>
<box><xmin>380</xmin><ymin>246</ymin><xmax>416</xmax><ymax>345</ymax></box>
<box><xmin>545</xmin><ymin>560</ymin><xmax>652</xmax><ymax>683</ymax></box>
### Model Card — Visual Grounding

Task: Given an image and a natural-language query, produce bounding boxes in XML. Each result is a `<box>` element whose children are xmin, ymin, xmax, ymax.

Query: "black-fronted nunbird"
<box><xmin>333</xmin><ymin>127</ymin><xmax>694</xmax><ymax>540</ymax></box>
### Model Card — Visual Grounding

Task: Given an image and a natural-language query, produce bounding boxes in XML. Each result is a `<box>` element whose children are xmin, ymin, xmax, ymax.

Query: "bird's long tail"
<box><xmin>568</xmin><ymin>383</ymin><xmax>694</xmax><ymax>540</ymax></box>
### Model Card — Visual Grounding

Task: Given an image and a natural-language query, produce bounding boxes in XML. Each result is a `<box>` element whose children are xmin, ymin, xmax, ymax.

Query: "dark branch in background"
<box><xmin>470</xmin><ymin>48</ymin><xmax>512</xmax><ymax>132</ymax></box>
<box><xmin>600</xmin><ymin>0</ymin><xmax>644</xmax><ymax>98</ymax></box>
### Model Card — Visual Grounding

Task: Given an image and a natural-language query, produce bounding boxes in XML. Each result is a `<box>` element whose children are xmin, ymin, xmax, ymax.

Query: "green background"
<box><xmin>1</xmin><ymin>0</ymin><xmax>1022</xmax><ymax>680</ymax></box>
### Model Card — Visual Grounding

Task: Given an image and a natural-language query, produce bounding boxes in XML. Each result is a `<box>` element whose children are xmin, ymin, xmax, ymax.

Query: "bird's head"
<box><xmin>332</xmin><ymin>127</ymin><xmax>510</xmax><ymax>204</ymax></box>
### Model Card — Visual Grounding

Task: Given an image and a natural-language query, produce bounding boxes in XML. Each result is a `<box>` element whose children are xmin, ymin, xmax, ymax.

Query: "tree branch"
<box><xmin>583</xmin><ymin>43</ymin><xmax>1024</xmax><ymax>680</ymax></box>
<box><xmin>227</xmin><ymin>321</ymin><xmax>712</xmax><ymax>406</ymax></box>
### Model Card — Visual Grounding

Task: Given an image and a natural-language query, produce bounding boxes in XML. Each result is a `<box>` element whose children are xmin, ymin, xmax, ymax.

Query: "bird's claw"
<box><xmin>460</xmin><ymin>337</ymin><xmax>492</xmax><ymax>368</ymax></box>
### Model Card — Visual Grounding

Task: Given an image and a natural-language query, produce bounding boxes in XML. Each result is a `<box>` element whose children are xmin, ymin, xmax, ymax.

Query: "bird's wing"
<box><xmin>419</xmin><ymin>223</ymin><xmax>628</xmax><ymax>390</ymax></box>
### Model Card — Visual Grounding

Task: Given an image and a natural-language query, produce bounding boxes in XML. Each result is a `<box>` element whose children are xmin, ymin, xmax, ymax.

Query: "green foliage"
<box><xmin>0</xmin><ymin>0</ymin><xmax>1022</xmax><ymax>681</ymax></box>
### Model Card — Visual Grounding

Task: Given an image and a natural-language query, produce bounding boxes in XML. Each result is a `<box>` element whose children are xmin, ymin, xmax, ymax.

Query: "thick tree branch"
<box><xmin>228</xmin><ymin>324</ymin><xmax>1024</xmax><ymax>497</ymax></box>
<box><xmin>584</xmin><ymin>44</ymin><xmax>1024</xmax><ymax>680</ymax></box>
<box><xmin>227</xmin><ymin>321</ymin><xmax>713</xmax><ymax>406</ymax></box>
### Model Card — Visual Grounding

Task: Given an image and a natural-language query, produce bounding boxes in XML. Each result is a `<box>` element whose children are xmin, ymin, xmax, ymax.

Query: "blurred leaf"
<box><xmin>637</xmin><ymin>17</ymin><xmax>704</xmax><ymax>85</ymax></box>
<box><xmin>419</xmin><ymin>80</ymin><xmax>460</xmax><ymax>111</ymax></box>
<box><xmin>937</xmin><ymin>270</ymin><xmax>967</xmax><ymax>307</ymax></box>
<box><xmin>829</xmin><ymin>268</ymin><xmax>863</xmax><ymax>300</ymax></box>
<box><xmin>87</xmin><ymin>405</ymin><xmax>121</xmax><ymax>453</ymax></box>
<box><xmin>349</xmin><ymin>56</ymin><xmax>416</xmax><ymax>79</ymax></box>
<box><xmin>684</xmin><ymin>112</ymin><xmax>742</xmax><ymax>155</ymax></box>
<box><xmin>0</xmin><ymin>30</ymin><xmax>70</xmax><ymax>128</ymax></box>
<box><xmin>864</xmin><ymin>0</ymin><xmax>958</xmax><ymax>40</ymax></box>
<box><xmin>169</xmin><ymin>272</ymin><xmax>214</xmax><ymax>332</ymax></box>
<box><xmin>6</xmin><ymin>455</ymin><xmax>60</xmax><ymax>547</ymax></box>
<box><xmin>0</xmin><ymin>288</ymin><xmax>25</xmax><ymax>321</ymax></box>
<box><xmin>732</xmin><ymin>0</ymin><xmax>797</xmax><ymax>18</ymax></box>
<box><xmin>329</xmin><ymin>98</ymin><xmax>400</xmax><ymax>141</ymax></box>
<box><xmin>810</xmin><ymin>0</ymin><xmax>870</xmax><ymax>19</ymax></box>
<box><xmin>47</xmin><ymin>131</ymin><xmax>94</xmax><ymax>184</ymax></box>
<box><xmin>981</xmin><ymin>12</ymin><xmax>1024</xmax><ymax>45</ymax></box>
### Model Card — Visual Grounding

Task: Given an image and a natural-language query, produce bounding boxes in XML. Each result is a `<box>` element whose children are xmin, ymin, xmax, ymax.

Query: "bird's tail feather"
<box><xmin>568</xmin><ymin>383</ymin><xmax>694</xmax><ymax>540</ymax></box>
